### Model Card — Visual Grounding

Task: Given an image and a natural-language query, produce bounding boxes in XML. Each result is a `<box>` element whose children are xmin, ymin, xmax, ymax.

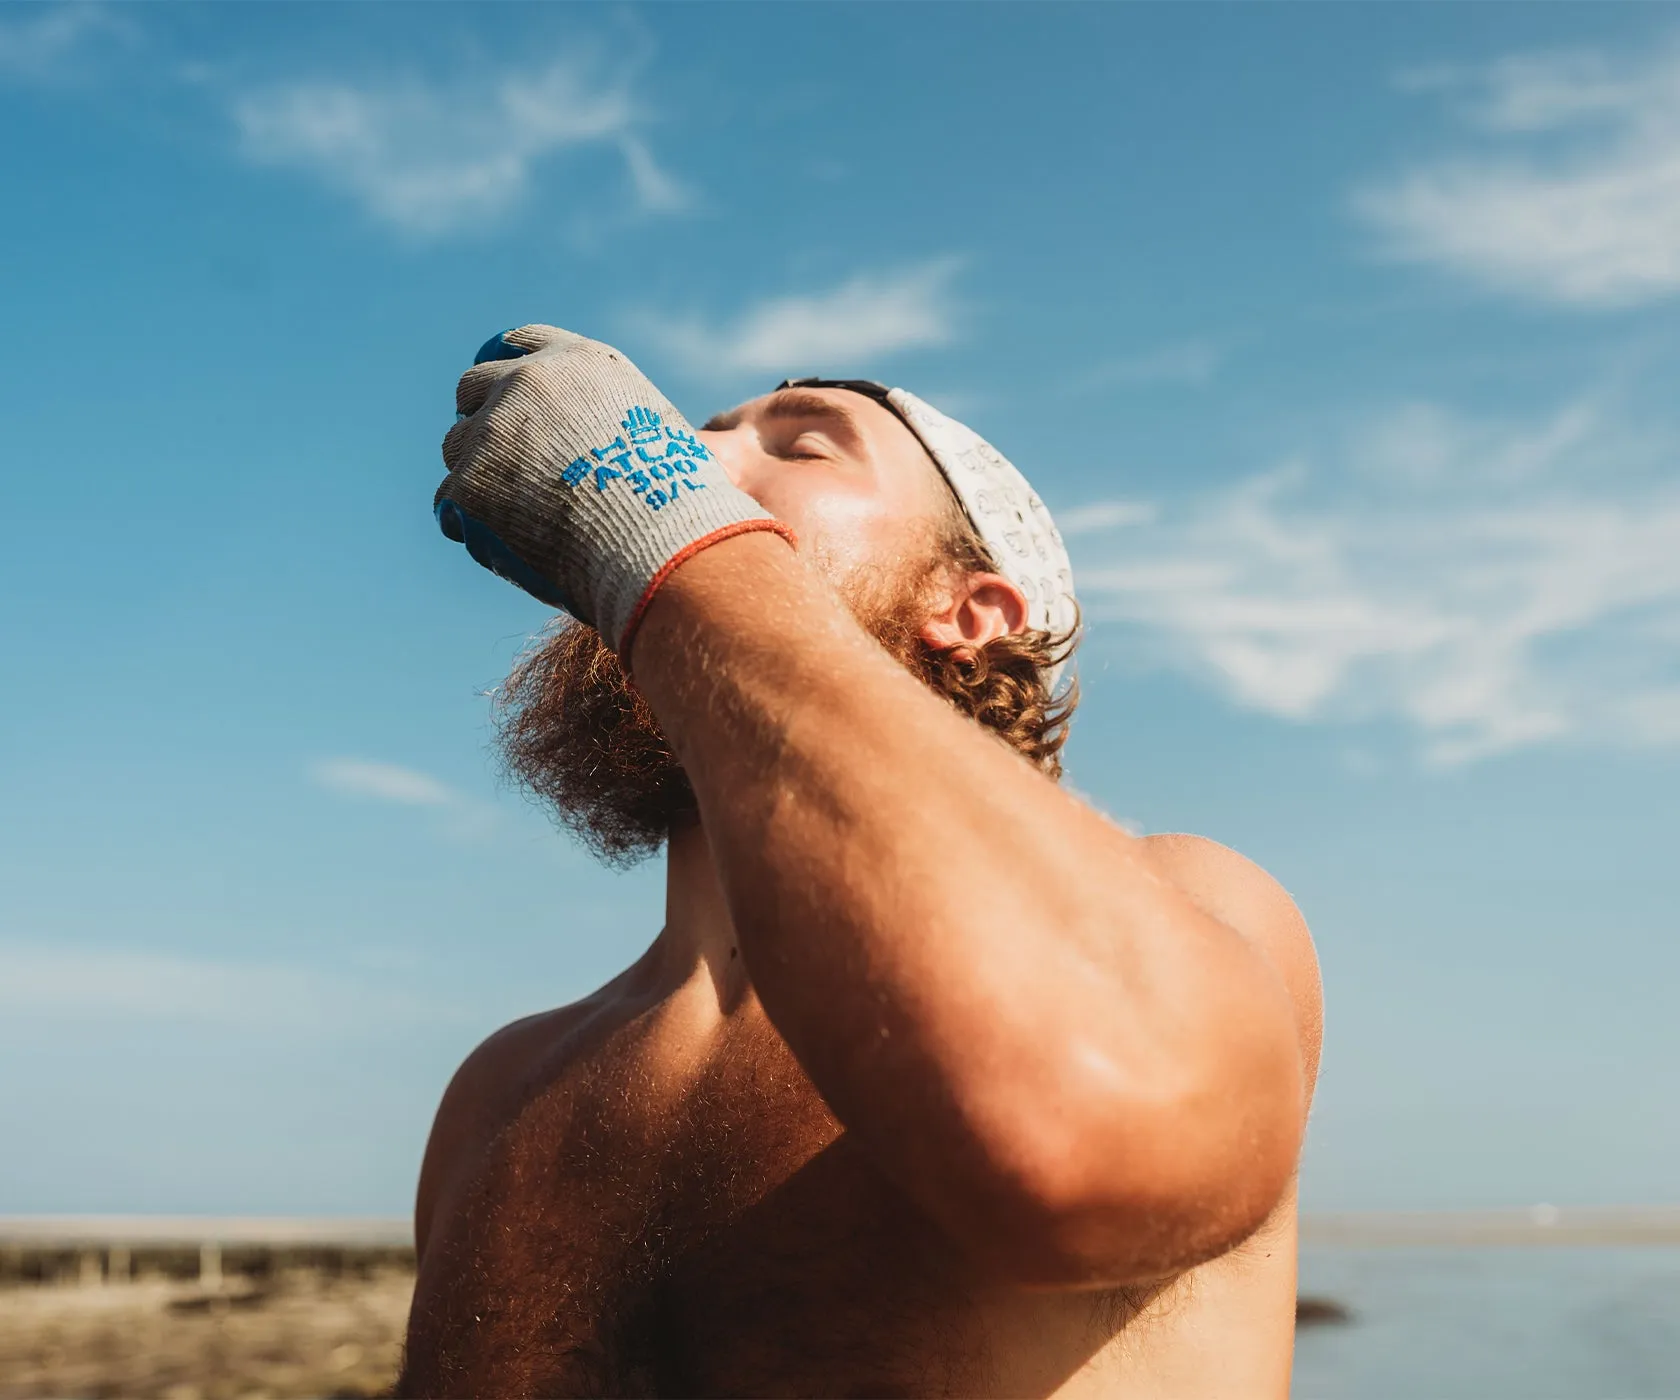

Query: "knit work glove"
<box><xmin>436</xmin><ymin>324</ymin><xmax>795</xmax><ymax>658</ymax></box>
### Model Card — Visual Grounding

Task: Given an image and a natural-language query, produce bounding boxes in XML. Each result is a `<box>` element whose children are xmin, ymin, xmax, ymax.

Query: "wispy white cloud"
<box><xmin>1054</xmin><ymin>500</ymin><xmax>1157</xmax><ymax>537</ymax></box>
<box><xmin>1072</xmin><ymin>396</ymin><xmax>1680</xmax><ymax>765</ymax></box>
<box><xmin>617</xmin><ymin>133</ymin><xmax>687</xmax><ymax>213</ymax></box>
<box><xmin>234</xmin><ymin>56</ymin><xmax>685</xmax><ymax>235</ymax></box>
<box><xmin>653</xmin><ymin>260</ymin><xmax>963</xmax><ymax>377</ymax></box>
<box><xmin>0</xmin><ymin>942</ymin><xmax>444</xmax><ymax>1028</ymax></box>
<box><xmin>309</xmin><ymin>757</ymin><xmax>457</xmax><ymax>806</ymax></box>
<box><xmin>307</xmin><ymin>757</ymin><xmax>501</xmax><ymax>841</ymax></box>
<box><xmin>1357</xmin><ymin>42</ymin><xmax>1680</xmax><ymax>307</ymax></box>
<box><xmin>1076</xmin><ymin>338</ymin><xmax>1230</xmax><ymax>390</ymax></box>
<box><xmin>0</xmin><ymin>3</ymin><xmax>132</xmax><ymax>80</ymax></box>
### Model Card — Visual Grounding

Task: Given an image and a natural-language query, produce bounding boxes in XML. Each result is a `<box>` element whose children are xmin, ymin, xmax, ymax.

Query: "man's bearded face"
<box><xmin>494</xmin><ymin>383</ymin><xmax>1071</xmax><ymax>861</ymax></box>
<box><xmin>494</xmin><ymin>543</ymin><xmax>943</xmax><ymax>865</ymax></box>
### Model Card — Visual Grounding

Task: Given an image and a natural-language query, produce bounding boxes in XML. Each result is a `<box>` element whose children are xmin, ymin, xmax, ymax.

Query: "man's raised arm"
<box><xmin>630</xmin><ymin>531</ymin><xmax>1310</xmax><ymax>1288</ymax></box>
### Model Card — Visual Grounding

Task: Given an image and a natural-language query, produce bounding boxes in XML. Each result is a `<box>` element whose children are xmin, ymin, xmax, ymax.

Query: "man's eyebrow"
<box><xmin>702</xmin><ymin>390</ymin><xmax>870</xmax><ymax>448</ymax></box>
<box><xmin>757</xmin><ymin>389</ymin><xmax>867</xmax><ymax>445</ymax></box>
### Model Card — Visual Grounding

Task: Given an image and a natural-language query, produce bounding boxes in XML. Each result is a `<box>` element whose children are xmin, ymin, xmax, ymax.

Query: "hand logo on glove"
<box><xmin>553</xmin><ymin>403</ymin><xmax>711</xmax><ymax>511</ymax></box>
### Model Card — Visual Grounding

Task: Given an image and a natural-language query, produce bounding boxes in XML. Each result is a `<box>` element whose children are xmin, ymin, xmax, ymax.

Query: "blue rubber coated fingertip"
<box><xmin>474</xmin><ymin>331</ymin><xmax>532</xmax><ymax>365</ymax></box>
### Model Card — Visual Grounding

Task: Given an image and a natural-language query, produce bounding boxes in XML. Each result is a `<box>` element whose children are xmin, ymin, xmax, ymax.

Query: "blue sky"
<box><xmin>2</xmin><ymin>3</ymin><xmax>1676</xmax><ymax>1217</ymax></box>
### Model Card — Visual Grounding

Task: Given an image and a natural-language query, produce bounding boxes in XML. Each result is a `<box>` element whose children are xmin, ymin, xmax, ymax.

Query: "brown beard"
<box><xmin>494</xmin><ymin>555</ymin><xmax>937</xmax><ymax>867</ymax></box>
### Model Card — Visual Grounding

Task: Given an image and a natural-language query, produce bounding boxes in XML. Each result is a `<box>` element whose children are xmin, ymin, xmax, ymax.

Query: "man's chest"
<box><xmin>400</xmin><ymin>1015</ymin><xmax>1005</xmax><ymax>1397</ymax></box>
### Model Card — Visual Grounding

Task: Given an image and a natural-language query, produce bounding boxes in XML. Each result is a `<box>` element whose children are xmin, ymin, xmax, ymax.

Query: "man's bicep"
<box><xmin>1140</xmin><ymin>832</ymin><xmax>1323</xmax><ymax>1099</ymax></box>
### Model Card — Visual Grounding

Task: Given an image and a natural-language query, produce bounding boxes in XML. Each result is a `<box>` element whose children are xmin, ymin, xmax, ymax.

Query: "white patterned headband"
<box><xmin>778</xmin><ymin>378</ymin><xmax>1079</xmax><ymax>693</ymax></box>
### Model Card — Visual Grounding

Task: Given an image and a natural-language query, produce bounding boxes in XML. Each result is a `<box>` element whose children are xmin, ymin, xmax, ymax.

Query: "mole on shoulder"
<box><xmin>730</xmin><ymin>947</ymin><xmax>738</xmax><ymax>959</ymax></box>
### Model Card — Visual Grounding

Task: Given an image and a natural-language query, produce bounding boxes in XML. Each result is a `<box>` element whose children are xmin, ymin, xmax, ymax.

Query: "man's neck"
<box><xmin>659</xmin><ymin>819</ymin><xmax>752</xmax><ymax>1012</ymax></box>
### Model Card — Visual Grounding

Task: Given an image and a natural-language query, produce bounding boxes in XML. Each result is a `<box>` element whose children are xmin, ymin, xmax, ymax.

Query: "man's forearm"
<box><xmin>632</xmin><ymin>533</ymin><xmax>1305</xmax><ymax>1283</ymax></box>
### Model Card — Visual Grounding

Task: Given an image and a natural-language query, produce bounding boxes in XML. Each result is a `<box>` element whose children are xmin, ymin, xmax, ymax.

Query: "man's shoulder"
<box><xmin>1137</xmin><ymin>832</ymin><xmax>1306</xmax><ymax>943</ymax></box>
<box><xmin>1140</xmin><ymin>832</ymin><xmax>1323</xmax><ymax>1091</ymax></box>
<box><xmin>412</xmin><ymin>990</ymin><xmax>621</xmax><ymax>1258</ymax></box>
<box><xmin>439</xmin><ymin>1004</ymin><xmax>590</xmax><ymax>1121</ymax></box>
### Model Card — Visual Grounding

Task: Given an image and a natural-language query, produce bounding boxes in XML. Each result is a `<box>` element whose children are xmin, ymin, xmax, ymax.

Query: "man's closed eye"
<box><xmin>775</xmin><ymin>432</ymin><xmax>836</xmax><ymax>461</ymax></box>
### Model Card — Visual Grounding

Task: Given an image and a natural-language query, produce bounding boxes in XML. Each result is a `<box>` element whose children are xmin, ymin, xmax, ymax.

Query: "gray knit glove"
<box><xmin>436</xmin><ymin>324</ymin><xmax>794</xmax><ymax>658</ymax></box>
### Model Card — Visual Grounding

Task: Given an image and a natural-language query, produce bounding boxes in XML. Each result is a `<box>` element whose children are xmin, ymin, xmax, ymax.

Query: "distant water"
<box><xmin>1293</xmin><ymin>1247</ymin><xmax>1680</xmax><ymax>1399</ymax></box>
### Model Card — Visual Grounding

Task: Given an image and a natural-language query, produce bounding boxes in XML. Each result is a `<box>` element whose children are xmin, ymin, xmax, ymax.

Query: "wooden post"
<box><xmin>199</xmin><ymin>1239</ymin><xmax>222</xmax><ymax>1291</ymax></box>
<box><xmin>108</xmin><ymin>1245</ymin><xmax>130</xmax><ymax>1284</ymax></box>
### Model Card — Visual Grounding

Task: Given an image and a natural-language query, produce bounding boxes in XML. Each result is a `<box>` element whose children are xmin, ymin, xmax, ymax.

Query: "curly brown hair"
<box><xmin>910</xmin><ymin>628</ymin><xmax>1078</xmax><ymax>779</ymax></box>
<box><xmin>911</xmin><ymin>503</ymin><xmax>1080</xmax><ymax>780</ymax></box>
<box><xmin>496</xmin><ymin>621</ymin><xmax>696</xmax><ymax>864</ymax></box>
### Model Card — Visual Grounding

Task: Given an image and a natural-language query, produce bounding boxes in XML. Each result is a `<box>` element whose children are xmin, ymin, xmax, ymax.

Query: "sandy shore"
<box><xmin>0</xmin><ymin>1269</ymin><xmax>413</xmax><ymax>1400</ymax></box>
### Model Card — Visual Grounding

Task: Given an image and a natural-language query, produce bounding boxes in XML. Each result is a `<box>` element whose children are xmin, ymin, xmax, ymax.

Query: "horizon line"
<box><xmin>4</xmin><ymin>1205</ymin><xmax>1680</xmax><ymax>1249</ymax></box>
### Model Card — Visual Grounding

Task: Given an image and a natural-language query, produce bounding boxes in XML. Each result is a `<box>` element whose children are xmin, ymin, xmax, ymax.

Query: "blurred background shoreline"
<box><xmin>3</xmin><ymin>1210</ymin><xmax>1678</xmax><ymax>1399</ymax></box>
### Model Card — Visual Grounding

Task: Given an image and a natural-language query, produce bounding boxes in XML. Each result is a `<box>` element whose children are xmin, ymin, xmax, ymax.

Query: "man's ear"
<box><xmin>919</xmin><ymin>572</ymin><xmax>1029</xmax><ymax>656</ymax></box>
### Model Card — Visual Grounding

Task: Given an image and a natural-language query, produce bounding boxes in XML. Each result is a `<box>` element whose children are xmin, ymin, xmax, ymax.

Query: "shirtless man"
<box><xmin>401</xmin><ymin>325</ymin><xmax>1322</xmax><ymax>1398</ymax></box>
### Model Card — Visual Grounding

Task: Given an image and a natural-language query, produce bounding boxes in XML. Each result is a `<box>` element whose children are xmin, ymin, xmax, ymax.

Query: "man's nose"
<box><xmin>697</xmin><ymin>428</ymin><xmax>746</xmax><ymax>491</ymax></box>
